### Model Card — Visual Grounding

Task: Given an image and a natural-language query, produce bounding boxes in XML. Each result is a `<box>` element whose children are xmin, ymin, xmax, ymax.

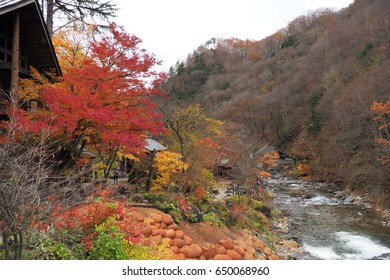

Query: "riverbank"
<box><xmin>267</xmin><ymin>174</ymin><xmax>390</xmax><ymax>260</ymax></box>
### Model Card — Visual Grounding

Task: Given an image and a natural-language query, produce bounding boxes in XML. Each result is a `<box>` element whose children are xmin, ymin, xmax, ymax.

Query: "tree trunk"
<box><xmin>46</xmin><ymin>0</ymin><xmax>54</xmax><ymax>36</ymax></box>
<box><xmin>145</xmin><ymin>151</ymin><xmax>156</xmax><ymax>192</ymax></box>
<box><xmin>3</xmin><ymin>233</ymin><xmax>10</xmax><ymax>260</ymax></box>
<box><xmin>104</xmin><ymin>147</ymin><xmax>119</xmax><ymax>179</ymax></box>
<box><xmin>11</xmin><ymin>11</ymin><xmax>20</xmax><ymax>101</ymax></box>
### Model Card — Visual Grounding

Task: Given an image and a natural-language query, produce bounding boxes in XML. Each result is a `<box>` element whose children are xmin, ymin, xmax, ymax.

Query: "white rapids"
<box><xmin>303</xmin><ymin>231</ymin><xmax>390</xmax><ymax>260</ymax></box>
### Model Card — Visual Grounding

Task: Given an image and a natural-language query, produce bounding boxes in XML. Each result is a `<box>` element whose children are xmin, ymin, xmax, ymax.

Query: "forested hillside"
<box><xmin>164</xmin><ymin>0</ymin><xmax>390</xmax><ymax>206</ymax></box>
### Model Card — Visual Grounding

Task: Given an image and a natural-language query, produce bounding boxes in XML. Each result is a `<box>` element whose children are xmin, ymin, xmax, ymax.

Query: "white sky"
<box><xmin>114</xmin><ymin>0</ymin><xmax>354</xmax><ymax>72</ymax></box>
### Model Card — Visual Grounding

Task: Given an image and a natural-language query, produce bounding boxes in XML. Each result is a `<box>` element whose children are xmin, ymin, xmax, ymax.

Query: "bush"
<box><xmin>23</xmin><ymin>233</ymin><xmax>84</xmax><ymax>260</ymax></box>
<box><xmin>306</xmin><ymin>89</ymin><xmax>323</xmax><ymax>134</ymax></box>
<box><xmin>87</xmin><ymin>223</ymin><xmax>173</xmax><ymax>260</ymax></box>
<box><xmin>281</xmin><ymin>36</ymin><xmax>297</xmax><ymax>49</ymax></box>
<box><xmin>202</xmin><ymin>212</ymin><xmax>224</xmax><ymax>227</ymax></box>
<box><xmin>358</xmin><ymin>42</ymin><xmax>374</xmax><ymax>59</ymax></box>
<box><xmin>218</xmin><ymin>81</ymin><xmax>230</xmax><ymax>90</ymax></box>
<box><xmin>87</xmin><ymin>227</ymin><xmax>130</xmax><ymax>260</ymax></box>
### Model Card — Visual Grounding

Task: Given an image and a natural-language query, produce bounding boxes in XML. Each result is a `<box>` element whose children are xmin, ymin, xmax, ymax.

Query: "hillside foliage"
<box><xmin>164</xmin><ymin>0</ymin><xmax>390</xmax><ymax>205</ymax></box>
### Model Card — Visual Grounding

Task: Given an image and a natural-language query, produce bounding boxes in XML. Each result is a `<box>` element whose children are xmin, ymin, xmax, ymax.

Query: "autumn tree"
<box><xmin>160</xmin><ymin>103</ymin><xmax>223</xmax><ymax>192</ymax></box>
<box><xmin>371</xmin><ymin>97</ymin><xmax>390</xmax><ymax>145</ymax></box>
<box><xmin>21</xmin><ymin>23</ymin><xmax>166</xmax><ymax>174</ymax></box>
<box><xmin>162</xmin><ymin>104</ymin><xmax>221</xmax><ymax>160</ymax></box>
<box><xmin>151</xmin><ymin>151</ymin><xmax>188</xmax><ymax>191</ymax></box>
<box><xmin>371</xmin><ymin>97</ymin><xmax>390</xmax><ymax>167</ymax></box>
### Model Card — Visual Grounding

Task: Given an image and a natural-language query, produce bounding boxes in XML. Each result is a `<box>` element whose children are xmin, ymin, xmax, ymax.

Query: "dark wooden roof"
<box><xmin>0</xmin><ymin>0</ymin><xmax>61</xmax><ymax>75</ymax></box>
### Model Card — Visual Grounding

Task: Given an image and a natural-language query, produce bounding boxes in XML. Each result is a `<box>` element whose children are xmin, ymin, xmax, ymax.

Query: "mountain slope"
<box><xmin>164</xmin><ymin>0</ymin><xmax>390</xmax><ymax>207</ymax></box>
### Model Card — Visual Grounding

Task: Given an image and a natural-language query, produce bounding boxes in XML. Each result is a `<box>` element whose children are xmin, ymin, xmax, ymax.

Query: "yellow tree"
<box><xmin>151</xmin><ymin>151</ymin><xmax>187</xmax><ymax>191</ymax></box>
<box><xmin>164</xmin><ymin>104</ymin><xmax>223</xmax><ymax>192</ymax></box>
<box><xmin>165</xmin><ymin>104</ymin><xmax>222</xmax><ymax>160</ymax></box>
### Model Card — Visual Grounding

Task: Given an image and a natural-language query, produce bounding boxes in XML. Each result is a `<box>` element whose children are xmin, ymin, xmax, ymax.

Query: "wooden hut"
<box><xmin>0</xmin><ymin>0</ymin><xmax>61</xmax><ymax>117</ymax></box>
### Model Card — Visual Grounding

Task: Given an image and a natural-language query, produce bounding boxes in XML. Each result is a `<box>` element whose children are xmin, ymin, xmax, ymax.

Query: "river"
<box><xmin>268</xmin><ymin>175</ymin><xmax>390</xmax><ymax>260</ymax></box>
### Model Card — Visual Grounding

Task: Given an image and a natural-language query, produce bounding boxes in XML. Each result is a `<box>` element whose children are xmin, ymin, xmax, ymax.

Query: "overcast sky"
<box><xmin>114</xmin><ymin>0</ymin><xmax>354</xmax><ymax>72</ymax></box>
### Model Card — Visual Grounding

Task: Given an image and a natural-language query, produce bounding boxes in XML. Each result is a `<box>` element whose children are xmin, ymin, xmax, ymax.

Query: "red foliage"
<box><xmin>51</xmin><ymin>189</ymin><xmax>142</xmax><ymax>250</ymax></box>
<box><xmin>231</xmin><ymin>202</ymin><xmax>247</xmax><ymax>217</ymax></box>
<box><xmin>24</xmin><ymin>23</ymin><xmax>167</xmax><ymax>155</ymax></box>
<box><xmin>176</xmin><ymin>196</ymin><xmax>190</xmax><ymax>217</ymax></box>
<box><xmin>193</xmin><ymin>187</ymin><xmax>206</xmax><ymax>199</ymax></box>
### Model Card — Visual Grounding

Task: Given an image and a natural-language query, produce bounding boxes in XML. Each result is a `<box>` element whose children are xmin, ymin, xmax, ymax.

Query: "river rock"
<box><xmin>211</xmin><ymin>189</ymin><xmax>219</xmax><ymax>195</ymax></box>
<box><xmin>344</xmin><ymin>195</ymin><xmax>354</xmax><ymax>204</ymax></box>
<box><xmin>334</xmin><ymin>191</ymin><xmax>347</xmax><ymax>199</ymax></box>
<box><xmin>371</xmin><ymin>253</ymin><xmax>390</xmax><ymax>260</ymax></box>
<box><xmin>327</xmin><ymin>183</ymin><xmax>340</xmax><ymax>192</ymax></box>
<box><xmin>290</xmin><ymin>186</ymin><xmax>308</xmax><ymax>198</ymax></box>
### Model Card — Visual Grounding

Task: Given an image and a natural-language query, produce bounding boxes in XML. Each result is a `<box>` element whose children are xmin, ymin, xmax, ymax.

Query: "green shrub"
<box><xmin>202</xmin><ymin>212</ymin><xmax>224</xmax><ymax>227</ymax></box>
<box><xmin>281</xmin><ymin>36</ymin><xmax>297</xmax><ymax>49</ymax></box>
<box><xmin>23</xmin><ymin>234</ymin><xmax>84</xmax><ymax>260</ymax></box>
<box><xmin>358</xmin><ymin>42</ymin><xmax>374</xmax><ymax>59</ymax></box>
<box><xmin>218</xmin><ymin>81</ymin><xmax>230</xmax><ymax>90</ymax></box>
<box><xmin>87</xmin><ymin>231</ymin><xmax>130</xmax><ymax>260</ymax></box>
<box><xmin>305</xmin><ymin>89</ymin><xmax>323</xmax><ymax>134</ymax></box>
<box><xmin>88</xmin><ymin>224</ymin><xmax>173</xmax><ymax>260</ymax></box>
<box><xmin>143</xmin><ymin>193</ymin><xmax>166</xmax><ymax>203</ymax></box>
<box><xmin>154</xmin><ymin>202</ymin><xmax>182</xmax><ymax>223</ymax></box>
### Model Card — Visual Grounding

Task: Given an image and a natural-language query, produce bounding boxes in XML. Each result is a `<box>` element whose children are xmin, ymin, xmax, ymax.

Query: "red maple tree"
<box><xmin>23</xmin><ymin>23</ymin><xmax>166</xmax><ymax>166</ymax></box>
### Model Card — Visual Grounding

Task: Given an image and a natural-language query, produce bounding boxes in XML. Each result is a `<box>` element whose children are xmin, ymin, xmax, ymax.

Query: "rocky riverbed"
<box><xmin>267</xmin><ymin>175</ymin><xmax>390</xmax><ymax>260</ymax></box>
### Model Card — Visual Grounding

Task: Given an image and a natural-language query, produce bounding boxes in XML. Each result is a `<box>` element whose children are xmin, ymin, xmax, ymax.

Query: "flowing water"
<box><xmin>268</xmin><ymin>176</ymin><xmax>390</xmax><ymax>260</ymax></box>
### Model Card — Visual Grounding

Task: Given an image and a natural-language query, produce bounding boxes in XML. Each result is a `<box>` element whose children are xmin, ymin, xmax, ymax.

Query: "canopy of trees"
<box><xmin>18</xmin><ymin>23</ymin><xmax>166</xmax><ymax>172</ymax></box>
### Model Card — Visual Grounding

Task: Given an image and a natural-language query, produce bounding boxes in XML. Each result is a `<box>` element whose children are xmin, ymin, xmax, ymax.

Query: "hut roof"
<box><xmin>144</xmin><ymin>138</ymin><xmax>166</xmax><ymax>152</ymax></box>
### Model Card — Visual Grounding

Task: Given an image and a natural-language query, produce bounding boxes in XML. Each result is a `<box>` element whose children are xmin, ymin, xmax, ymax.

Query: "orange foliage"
<box><xmin>371</xmin><ymin>97</ymin><xmax>390</xmax><ymax>145</ymax></box>
<box><xmin>193</xmin><ymin>187</ymin><xmax>206</xmax><ymax>199</ymax></box>
<box><xmin>259</xmin><ymin>150</ymin><xmax>279</xmax><ymax>168</ymax></box>
<box><xmin>371</xmin><ymin>97</ymin><xmax>390</xmax><ymax>166</ymax></box>
<box><xmin>52</xmin><ymin>189</ymin><xmax>142</xmax><ymax>251</ymax></box>
<box><xmin>258</xmin><ymin>170</ymin><xmax>272</xmax><ymax>179</ymax></box>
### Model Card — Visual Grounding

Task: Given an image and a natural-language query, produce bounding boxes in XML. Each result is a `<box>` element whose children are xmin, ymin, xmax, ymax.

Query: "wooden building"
<box><xmin>0</xmin><ymin>0</ymin><xmax>61</xmax><ymax>115</ymax></box>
